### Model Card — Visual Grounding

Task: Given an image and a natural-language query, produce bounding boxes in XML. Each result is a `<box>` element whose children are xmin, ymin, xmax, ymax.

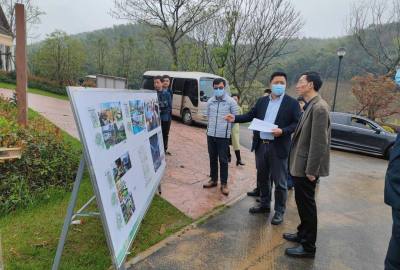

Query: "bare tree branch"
<box><xmin>111</xmin><ymin>0</ymin><xmax>224</xmax><ymax>68</ymax></box>
<box><xmin>0</xmin><ymin>0</ymin><xmax>45</xmax><ymax>38</ymax></box>
<box><xmin>349</xmin><ymin>0</ymin><xmax>400</xmax><ymax>76</ymax></box>
<box><xmin>196</xmin><ymin>0</ymin><xmax>303</xmax><ymax>99</ymax></box>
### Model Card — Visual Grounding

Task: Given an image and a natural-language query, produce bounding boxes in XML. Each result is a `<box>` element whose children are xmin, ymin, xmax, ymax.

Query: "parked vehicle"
<box><xmin>330</xmin><ymin>112</ymin><xmax>397</xmax><ymax>159</ymax></box>
<box><xmin>141</xmin><ymin>71</ymin><xmax>230</xmax><ymax>125</ymax></box>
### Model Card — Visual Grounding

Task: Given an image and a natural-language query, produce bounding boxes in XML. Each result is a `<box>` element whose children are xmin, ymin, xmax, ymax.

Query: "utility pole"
<box><xmin>15</xmin><ymin>3</ymin><xmax>28</xmax><ymax>127</ymax></box>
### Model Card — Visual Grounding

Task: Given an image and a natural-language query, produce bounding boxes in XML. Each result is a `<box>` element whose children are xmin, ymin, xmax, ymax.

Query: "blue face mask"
<box><xmin>271</xmin><ymin>84</ymin><xmax>286</xmax><ymax>96</ymax></box>
<box><xmin>395</xmin><ymin>69</ymin><xmax>400</xmax><ymax>87</ymax></box>
<box><xmin>214</xmin><ymin>88</ymin><xmax>225</xmax><ymax>97</ymax></box>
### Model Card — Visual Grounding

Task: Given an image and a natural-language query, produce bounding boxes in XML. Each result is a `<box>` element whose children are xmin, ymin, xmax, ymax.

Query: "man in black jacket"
<box><xmin>384</xmin><ymin>133</ymin><xmax>400</xmax><ymax>270</ymax></box>
<box><xmin>225</xmin><ymin>72</ymin><xmax>301</xmax><ymax>225</ymax></box>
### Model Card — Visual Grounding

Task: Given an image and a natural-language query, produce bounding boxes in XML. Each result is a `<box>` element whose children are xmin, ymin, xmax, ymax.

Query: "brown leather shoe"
<box><xmin>221</xmin><ymin>184</ymin><xmax>229</xmax><ymax>196</ymax></box>
<box><xmin>203</xmin><ymin>180</ymin><xmax>217</xmax><ymax>188</ymax></box>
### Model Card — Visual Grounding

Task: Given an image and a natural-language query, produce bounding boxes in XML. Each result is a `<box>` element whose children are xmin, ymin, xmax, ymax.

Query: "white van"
<box><xmin>141</xmin><ymin>71</ymin><xmax>231</xmax><ymax>125</ymax></box>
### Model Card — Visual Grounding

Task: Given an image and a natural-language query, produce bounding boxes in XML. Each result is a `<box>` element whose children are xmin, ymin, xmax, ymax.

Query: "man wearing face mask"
<box><xmin>203</xmin><ymin>78</ymin><xmax>239</xmax><ymax>196</ymax></box>
<box><xmin>225</xmin><ymin>71</ymin><xmax>301</xmax><ymax>225</ymax></box>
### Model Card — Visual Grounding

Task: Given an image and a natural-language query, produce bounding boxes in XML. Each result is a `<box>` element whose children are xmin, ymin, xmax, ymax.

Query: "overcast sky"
<box><xmin>31</xmin><ymin>0</ymin><xmax>354</xmax><ymax>43</ymax></box>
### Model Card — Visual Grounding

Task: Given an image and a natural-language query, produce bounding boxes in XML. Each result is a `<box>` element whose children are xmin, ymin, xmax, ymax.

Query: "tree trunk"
<box><xmin>170</xmin><ymin>41</ymin><xmax>178</xmax><ymax>70</ymax></box>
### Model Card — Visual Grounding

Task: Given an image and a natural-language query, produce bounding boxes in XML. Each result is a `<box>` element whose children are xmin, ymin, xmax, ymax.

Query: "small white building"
<box><xmin>0</xmin><ymin>6</ymin><xmax>13</xmax><ymax>71</ymax></box>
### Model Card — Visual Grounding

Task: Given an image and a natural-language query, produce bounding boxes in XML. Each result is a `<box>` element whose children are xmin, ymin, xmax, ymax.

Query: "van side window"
<box><xmin>184</xmin><ymin>79</ymin><xmax>198</xmax><ymax>107</ymax></box>
<box><xmin>142</xmin><ymin>76</ymin><xmax>155</xmax><ymax>90</ymax></box>
<box><xmin>172</xmin><ymin>78</ymin><xmax>185</xmax><ymax>95</ymax></box>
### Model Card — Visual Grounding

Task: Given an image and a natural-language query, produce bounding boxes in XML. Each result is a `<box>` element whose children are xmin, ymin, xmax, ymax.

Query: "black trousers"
<box><xmin>255</xmin><ymin>142</ymin><xmax>288</xmax><ymax>213</ymax></box>
<box><xmin>207</xmin><ymin>136</ymin><xmax>230</xmax><ymax>184</ymax></box>
<box><xmin>385</xmin><ymin>208</ymin><xmax>400</xmax><ymax>270</ymax></box>
<box><xmin>161</xmin><ymin>120</ymin><xmax>171</xmax><ymax>151</ymax></box>
<box><xmin>293</xmin><ymin>176</ymin><xmax>317</xmax><ymax>252</ymax></box>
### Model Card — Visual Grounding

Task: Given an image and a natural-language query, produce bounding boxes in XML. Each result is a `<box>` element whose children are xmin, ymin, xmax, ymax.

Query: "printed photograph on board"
<box><xmin>112</xmin><ymin>152</ymin><xmax>132</xmax><ymax>182</ymax></box>
<box><xmin>129</xmin><ymin>100</ymin><xmax>146</xmax><ymax>134</ymax></box>
<box><xmin>116</xmin><ymin>180</ymin><xmax>136</xmax><ymax>223</ymax></box>
<box><xmin>149</xmin><ymin>133</ymin><xmax>162</xmax><ymax>172</ymax></box>
<box><xmin>98</xmin><ymin>102</ymin><xmax>127</xmax><ymax>149</ymax></box>
<box><xmin>145</xmin><ymin>99</ymin><xmax>160</xmax><ymax>132</ymax></box>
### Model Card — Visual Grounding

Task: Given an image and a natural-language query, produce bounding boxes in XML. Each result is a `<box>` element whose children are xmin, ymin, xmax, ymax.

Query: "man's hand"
<box><xmin>306</xmin><ymin>174</ymin><xmax>316</xmax><ymax>182</ymax></box>
<box><xmin>224</xmin><ymin>114</ymin><xmax>235</xmax><ymax>123</ymax></box>
<box><xmin>271</xmin><ymin>128</ymin><xmax>283</xmax><ymax>137</ymax></box>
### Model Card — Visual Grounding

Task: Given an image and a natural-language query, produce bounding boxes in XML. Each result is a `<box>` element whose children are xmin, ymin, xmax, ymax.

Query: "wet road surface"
<box><xmin>129</xmin><ymin>127</ymin><xmax>391</xmax><ymax>269</ymax></box>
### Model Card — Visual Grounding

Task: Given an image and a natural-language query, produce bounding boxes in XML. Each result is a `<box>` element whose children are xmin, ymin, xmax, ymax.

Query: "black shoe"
<box><xmin>235</xmin><ymin>150</ymin><xmax>245</xmax><ymax>166</ymax></box>
<box><xmin>249</xmin><ymin>205</ymin><xmax>270</xmax><ymax>214</ymax></box>
<box><xmin>283</xmin><ymin>233</ymin><xmax>301</xmax><ymax>243</ymax></box>
<box><xmin>247</xmin><ymin>188</ymin><xmax>260</xmax><ymax>197</ymax></box>
<box><xmin>271</xmin><ymin>212</ymin><xmax>284</xmax><ymax>225</ymax></box>
<box><xmin>236</xmin><ymin>160</ymin><xmax>245</xmax><ymax>166</ymax></box>
<box><xmin>285</xmin><ymin>245</ymin><xmax>315</xmax><ymax>258</ymax></box>
<box><xmin>203</xmin><ymin>180</ymin><xmax>217</xmax><ymax>188</ymax></box>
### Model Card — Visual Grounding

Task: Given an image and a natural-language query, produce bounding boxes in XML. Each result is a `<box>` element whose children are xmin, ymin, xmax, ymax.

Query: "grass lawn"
<box><xmin>0</xmin><ymin>82</ymin><xmax>69</xmax><ymax>100</ymax></box>
<box><xmin>0</xmin><ymin>110</ymin><xmax>192</xmax><ymax>270</ymax></box>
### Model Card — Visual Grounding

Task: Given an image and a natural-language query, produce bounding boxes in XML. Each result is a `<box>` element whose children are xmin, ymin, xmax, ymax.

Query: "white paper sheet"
<box><xmin>248</xmin><ymin>118</ymin><xmax>278</xmax><ymax>132</ymax></box>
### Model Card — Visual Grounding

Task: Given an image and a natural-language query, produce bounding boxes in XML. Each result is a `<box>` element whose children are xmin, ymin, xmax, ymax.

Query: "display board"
<box><xmin>67</xmin><ymin>87</ymin><xmax>166</xmax><ymax>268</ymax></box>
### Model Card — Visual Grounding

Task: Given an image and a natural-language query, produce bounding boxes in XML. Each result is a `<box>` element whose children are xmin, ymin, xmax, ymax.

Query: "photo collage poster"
<box><xmin>69</xmin><ymin>88</ymin><xmax>166</xmax><ymax>268</ymax></box>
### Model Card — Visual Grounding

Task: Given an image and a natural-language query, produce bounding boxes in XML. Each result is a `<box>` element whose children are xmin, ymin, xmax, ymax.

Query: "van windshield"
<box><xmin>199</xmin><ymin>77</ymin><xmax>230</xmax><ymax>102</ymax></box>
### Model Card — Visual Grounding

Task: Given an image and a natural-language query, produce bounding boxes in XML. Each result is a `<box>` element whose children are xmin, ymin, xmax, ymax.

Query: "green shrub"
<box><xmin>0</xmin><ymin>71</ymin><xmax>67</xmax><ymax>96</ymax></box>
<box><xmin>0</xmin><ymin>97</ymin><xmax>80</xmax><ymax>214</ymax></box>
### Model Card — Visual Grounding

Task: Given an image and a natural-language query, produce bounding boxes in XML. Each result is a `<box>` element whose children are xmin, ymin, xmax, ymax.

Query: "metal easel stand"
<box><xmin>51</xmin><ymin>155</ymin><xmax>104</xmax><ymax>270</ymax></box>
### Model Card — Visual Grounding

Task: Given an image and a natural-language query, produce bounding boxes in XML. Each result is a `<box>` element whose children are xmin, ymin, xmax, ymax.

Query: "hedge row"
<box><xmin>0</xmin><ymin>71</ymin><xmax>67</xmax><ymax>95</ymax></box>
<box><xmin>0</xmin><ymin>97</ymin><xmax>80</xmax><ymax>214</ymax></box>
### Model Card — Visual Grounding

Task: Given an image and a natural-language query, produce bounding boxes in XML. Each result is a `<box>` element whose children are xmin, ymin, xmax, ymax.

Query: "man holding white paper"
<box><xmin>225</xmin><ymin>72</ymin><xmax>301</xmax><ymax>225</ymax></box>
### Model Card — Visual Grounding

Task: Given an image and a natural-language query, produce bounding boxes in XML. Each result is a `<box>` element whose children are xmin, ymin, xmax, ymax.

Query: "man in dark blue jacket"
<box><xmin>384</xmin><ymin>133</ymin><xmax>400</xmax><ymax>270</ymax></box>
<box><xmin>225</xmin><ymin>71</ymin><xmax>301</xmax><ymax>225</ymax></box>
<box><xmin>154</xmin><ymin>76</ymin><xmax>172</xmax><ymax>154</ymax></box>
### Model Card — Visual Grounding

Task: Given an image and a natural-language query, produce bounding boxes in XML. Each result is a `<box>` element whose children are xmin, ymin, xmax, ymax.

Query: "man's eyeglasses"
<box><xmin>213</xmin><ymin>86</ymin><xmax>224</xmax><ymax>90</ymax></box>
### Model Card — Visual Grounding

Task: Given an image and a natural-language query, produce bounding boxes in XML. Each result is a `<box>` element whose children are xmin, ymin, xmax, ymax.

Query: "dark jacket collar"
<box><xmin>260</xmin><ymin>94</ymin><xmax>288</xmax><ymax>122</ymax></box>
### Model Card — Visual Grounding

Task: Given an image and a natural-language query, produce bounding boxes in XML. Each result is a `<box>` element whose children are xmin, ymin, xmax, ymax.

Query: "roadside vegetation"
<box><xmin>0</xmin><ymin>96</ymin><xmax>191</xmax><ymax>269</ymax></box>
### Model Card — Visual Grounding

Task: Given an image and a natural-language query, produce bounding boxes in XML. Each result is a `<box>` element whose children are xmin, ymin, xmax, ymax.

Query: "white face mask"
<box><xmin>271</xmin><ymin>84</ymin><xmax>286</xmax><ymax>96</ymax></box>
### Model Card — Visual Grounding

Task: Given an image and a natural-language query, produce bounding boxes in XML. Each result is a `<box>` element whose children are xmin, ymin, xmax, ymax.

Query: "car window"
<box><xmin>331</xmin><ymin>114</ymin><xmax>349</xmax><ymax>125</ymax></box>
<box><xmin>350</xmin><ymin>117</ymin><xmax>376</xmax><ymax>130</ymax></box>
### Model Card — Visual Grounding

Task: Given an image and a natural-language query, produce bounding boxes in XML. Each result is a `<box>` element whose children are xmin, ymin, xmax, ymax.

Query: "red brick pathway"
<box><xmin>163</xmin><ymin>121</ymin><xmax>256</xmax><ymax>218</ymax></box>
<box><xmin>0</xmin><ymin>88</ymin><xmax>257</xmax><ymax>219</ymax></box>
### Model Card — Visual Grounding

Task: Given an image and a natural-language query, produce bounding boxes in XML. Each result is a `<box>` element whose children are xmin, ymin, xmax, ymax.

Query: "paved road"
<box><xmin>129</xmin><ymin>126</ymin><xmax>391</xmax><ymax>270</ymax></box>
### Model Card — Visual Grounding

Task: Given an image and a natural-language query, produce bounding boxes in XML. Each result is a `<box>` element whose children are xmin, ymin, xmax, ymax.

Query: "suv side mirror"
<box><xmin>374</xmin><ymin>128</ymin><xmax>381</xmax><ymax>134</ymax></box>
<box><xmin>200</xmin><ymin>90</ymin><xmax>205</xmax><ymax>97</ymax></box>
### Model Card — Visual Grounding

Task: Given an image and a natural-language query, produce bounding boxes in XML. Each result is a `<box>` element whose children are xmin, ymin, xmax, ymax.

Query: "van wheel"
<box><xmin>182</xmin><ymin>109</ymin><xmax>193</xmax><ymax>125</ymax></box>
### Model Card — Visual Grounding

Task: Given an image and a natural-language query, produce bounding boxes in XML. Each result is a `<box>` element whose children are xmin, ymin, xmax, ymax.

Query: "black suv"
<box><xmin>330</xmin><ymin>112</ymin><xmax>397</xmax><ymax>159</ymax></box>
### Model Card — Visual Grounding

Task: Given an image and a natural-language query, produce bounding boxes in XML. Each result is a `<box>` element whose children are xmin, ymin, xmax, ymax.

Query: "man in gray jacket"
<box><xmin>284</xmin><ymin>71</ymin><xmax>331</xmax><ymax>258</ymax></box>
<box><xmin>203</xmin><ymin>78</ymin><xmax>239</xmax><ymax>196</ymax></box>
